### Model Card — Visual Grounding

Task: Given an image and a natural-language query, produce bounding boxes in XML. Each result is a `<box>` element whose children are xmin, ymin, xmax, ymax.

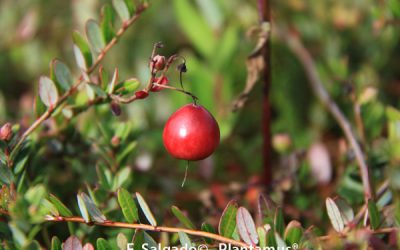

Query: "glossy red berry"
<box><xmin>163</xmin><ymin>104</ymin><xmax>220</xmax><ymax>161</ymax></box>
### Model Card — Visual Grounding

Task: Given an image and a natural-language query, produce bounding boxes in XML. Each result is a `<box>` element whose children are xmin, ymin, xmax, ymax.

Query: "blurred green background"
<box><xmin>1</xmin><ymin>0</ymin><xmax>400</xmax><ymax>247</ymax></box>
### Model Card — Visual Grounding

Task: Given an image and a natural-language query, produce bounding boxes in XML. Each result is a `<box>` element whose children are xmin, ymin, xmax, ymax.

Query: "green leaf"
<box><xmin>115</xmin><ymin>78</ymin><xmax>140</xmax><ymax>95</ymax></box>
<box><xmin>116</xmin><ymin>141</ymin><xmax>137</xmax><ymax>164</ymax></box>
<box><xmin>99</xmin><ymin>66</ymin><xmax>109</xmax><ymax>89</ymax></box>
<box><xmin>266</xmin><ymin>226</ymin><xmax>277</xmax><ymax>248</ymax></box>
<box><xmin>274</xmin><ymin>207</ymin><xmax>285</xmax><ymax>236</ymax></box>
<box><xmin>63</xmin><ymin>236</ymin><xmax>82</xmax><ymax>250</ymax></box>
<box><xmin>97</xmin><ymin>238</ymin><xmax>112</xmax><ymax>250</ymax></box>
<box><xmin>368</xmin><ymin>199</ymin><xmax>381</xmax><ymax>230</ymax></box>
<box><xmin>80</xmin><ymin>192</ymin><xmax>106</xmax><ymax>223</ymax></box>
<box><xmin>124</xmin><ymin>0</ymin><xmax>136</xmax><ymax>15</ymax></box>
<box><xmin>132</xmin><ymin>230</ymin><xmax>145</xmax><ymax>250</ymax></box>
<box><xmin>39</xmin><ymin>76</ymin><xmax>58</xmax><ymax>108</ymax></box>
<box><xmin>236</xmin><ymin>206</ymin><xmax>259</xmax><ymax>246</ymax></box>
<box><xmin>73</xmin><ymin>44</ymin><xmax>87</xmax><ymax>71</ymax></box>
<box><xmin>143</xmin><ymin>232</ymin><xmax>158</xmax><ymax>249</ymax></box>
<box><xmin>326</xmin><ymin>197</ymin><xmax>344</xmax><ymax>233</ymax></box>
<box><xmin>257</xmin><ymin>227</ymin><xmax>267</xmax><ymax>248</ymax></box>
<box><xmin>86</xmin><ymin>19</ymin><xmax>105</xmax><ymax>54</ymax></box>
<box><xmin>118</xmin><ymin>188</ymin><xmax>139</xmax><ymax>223</ymax></box>
<box><xmin>171</xmin><ymin>206</ymin><xmax>195</xmax><ymax>229</ymax></box>
<box><xmin>201</xmin><ymin>223</ymin><xmax>216</xmax><ymax>244</ymax></box>
<box><xmin>136</xmin><ymin>192</ymin><xmax>157</xmax><ymax>226</ymax></box>
<box><xmin>77</xmin><ymin>193</ymin><xmax>90</xmax><ymax>222</ymax></box>
<box><xmin>48</xmin><ymin>194</ymin><xmax>73</xmax><ymax>217</ymax></box>
<box><xmin>97</xmin><ymin>164</ymin><xmax>112</xmax><ymax>189</ymax></box>
<box><xmin>218</xmin><ymin>200</ymin><xmax>238</xmax><ymax>239</ymax></box>
<box><xmin>116</xmin><ymin>233</ymin><xmax>128</xmax><ymax>250</ymax></box>
<box><xmin>53</xmin><ymin>60</ymin><xmax>73</xmax><ymax>90</ymax></box>
<box><xmin>0</xmin><ymin>162</ymin><xmax>13</xmax><ymax>184</ymax></box>
<box><xmin>101</xmin><ymin>4</ymin><xmax>116</xmax><ymax>43</ymax></box>
<box><xmin>113</xmin><ymin>0</ymin><xmax>130</xmax><ymax>21</ymax></box>
<box><xmin>72</xmin><ymin>31</ymin><xmax>92</xmax><ymax>68</ymax></box>
<box><xmin>334</xmin><ymin>198</ymin><xmax>354</xmax><ymax>225</ymax></box>
<box><xmin>178</xmin><ymin>231</ymin><xmax>194</xmax><ymax>249</ymax></box>
<box><xmin>284</xmin><ymin>221</ymin><xmax>303</xmax><ymax>246</ymax></box>
<box><xmin>107</xmin><ymin>68</ymin><xmax>119</xmax><ymax>94</ymax></box>
<box><xmin>113</xmin><ymin>167</ymin><xmax>132</xmax><ymax>190</ymax></box>
<box><xmin>51</xmin><ymin>236</ymin><xmax>62</xmax><ymax>250</ymax></box>
<box><xmin>88</xmin><ymin>83</ymin><xmax>107</xmax><ymax>98</ymax></box>
<box><xmin>173</xmin><ymin>0</ymin><xmax>216</xmax><ymax>58</ymax></box>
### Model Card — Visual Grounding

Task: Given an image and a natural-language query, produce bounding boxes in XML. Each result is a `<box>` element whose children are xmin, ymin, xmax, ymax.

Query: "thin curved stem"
<box><xmin>278</xmin><ymin>30</ymin><xmax>374</xmax><ymax>201</ymax></box>
<box><xmin>152</xmin><ymin>83</ymin><xmax>198</xmax><ymax>104</ymax></box>
<box><xmin>45</xmin><ymin>216</ymin><xmax>249</xmax><ymax>248</ymax></box>
<box><xmin>11</xmin><ymin>3</ymin><xmax>149</xmax><ymax>158</ymax></box>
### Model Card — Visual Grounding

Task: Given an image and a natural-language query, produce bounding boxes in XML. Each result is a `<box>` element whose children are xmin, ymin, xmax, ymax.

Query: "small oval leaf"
<box><xmin>96</xmin><ymin>238</ymin><xmax>112</xmax><ymax>250</ymax></box>
<box><xmin>72</xmin><ymin>31</ymin><xmax>92</xmax><ymax>67</ymax></box>
<box><xmin>63</xmin><ymin>236</ymin><xmax>82</xmax><ymax>250</ymax></box>
<box><xmin>77</xmin><ymin>194</ymin><xmax>90</xmax><ymax>223</ymax></box>
<box><xmin>86</xmin><ymin>19</ymin><xmax>106</xmax><ymax>54</ymax></box>
<box><xmin>171</xmin><ymin>206</ymin><xmax>195</xmax><ymax>229</ymax></box>
<box><xmin>116</xmin><ymin>233</ymin><xmax>128</xmax><ymax>250</ymax></box>
<box><xmin>73</xmin><ymin>44</ymin><xmax>87</xmax><ymax>71</ymax></box>
<box><xmin>39</xmin><ymin>76</ymin><xmax>58</xmax><ymax>108</ymax></box>
<box><xmin>136</xmin><ymin>192</ymin><xmax>157</xmax><ymax>226</ymax></box>
<box><xmin>80</xmin><ymin>192</ymin><xmax>106</xmax><ymax>223</ymax></box>
<box><xmin>118</xmin><ymin>188</ymin><xmax>139</xmax><ymax>223</ymax></box>
<box><xmin>48</xmin><ymin>194</ymin><xmax>73</xmax><ymax>217</ymax></box>
<box><xmin>178</xmin><ymin>231</ymin><xmax>194</xmax><ymax>249</ymax></box>
<box><xmin>51</xmin><ymin>236</ymin><xmax>62</xmax><ymax>250</ymax></box>
<box><xmin>53</xmin><ymin>60</ymin><xmax>73</xmax><ymax>90</ymax></box>
<box><xmin>326</xmin><ymin>197</ymin><xmax>345</xmax><ymax>232</ymax></box>
<box><xmin>236</xmin><ymin>206</ymin><xmax>259</xmax><ymax>246</ymax></box>
<box><xmin>218</xmin><ymin>200</ymin><xmax>238</xmax><ymax>239</ymax></box>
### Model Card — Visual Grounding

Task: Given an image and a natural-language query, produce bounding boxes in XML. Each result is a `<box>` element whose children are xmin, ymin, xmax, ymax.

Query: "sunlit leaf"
<box><xmin>178</xmin><ymin>231</ymin><xmax>194</xmax><ymax>249</ymax></box>
<box><xmin>48</xmin><ymin>194</ymin><xmax>73</xmax><ymax>217</ymax></box>
<box><xmin>80</xmin><ymin>192</ymin><xmax>106</xmax><ymax>223</ymax></box>
<box><xmin>115</xmin><ymin>78</ymin><xmax>140</xmax><ymax>95</ymax></box>
<box><xmin>236</xmin><ymin>206</ymin><xmax>259</xmax><ymax>246</ymax></box>
<box><xmin>107</xmin><ymin>68</ymin><xmax>119</xmax><ymax>94</ymax></box>
<box><xmin>77</xmin><ymin>194</ymin><xmax>90</xmax><ymax>223</ymax></box>
<box><xmin>334</xmin><ymin>198</ymin><xmax>354</xmax><ymax>225</ymax></box>
<box><xmin>83</xmin><ymin>243</ymin><xmax>95</xmax><ymax>250</ymax></box>
<box><xmin>39</xmin><ymin>76</ymin><xmax>58</xmax><ymax>108</ymax></box>
<box><xmin>118</xmin><ymin>188</ymin><xmax>139</xmax><ymax>223</ymax></box>
<box><xmin>171</xmin><ymin>206</ymin><xmax>195</xmax><ymax>229</ymax></box>
<box><xmin>72</xmin><ymin>31</ymin><xmax>92</xmax><ymax>67</ymax></box>
<box><xmin>73</xmin><ymin>44</ymin><xmax>87</xmax><ymax>71</ymax></box>
<box><xmin>86</xmin><ymin>19</ymin><xmax>105</xmax><ymax>54</ymax></box>
<box><xmin>326</xmin><ymin>197</ymin><xmax>344</xmax><ymax>232</ymax></box>
<box><xmin>117</xmin><ymin>233</ymin><xmax>128</xmax><ymax>250</ymax></box>
<box><xmin>257</xmin><ymin>227</ymin><xmax>267</xmax><ymax>248</ymax></box>
<box><xmin>136</xmin><ymin>192</ymin><xmax>157</xmax><ymax>226</ymax></box>
<box><xmin>218</xmin><ymin>200</ymin><xmax>238</xmax><ymax>239</ymax></box>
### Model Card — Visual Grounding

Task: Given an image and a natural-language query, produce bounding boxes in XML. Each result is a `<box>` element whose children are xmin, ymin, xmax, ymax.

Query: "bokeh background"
<box><xmin>0</xmin><ymin>0</ymin><xmax>400</xmax><ymax>247</ymax></box>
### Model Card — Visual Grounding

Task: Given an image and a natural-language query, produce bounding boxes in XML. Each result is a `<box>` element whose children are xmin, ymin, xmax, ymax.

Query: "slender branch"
<box><xmin>11</xmin><ymin>3</ymin><xmax>149</xmax><ymax>158</ymax></box>
<box><xmin>279</xmin><ymin>31</ymin><xmax>373</xmax><ymax>201</ymax></box>
<box><xmin>45</xmin><ymin>216</ymin><xmax>250</xmax><ymax>248</ymax></box>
